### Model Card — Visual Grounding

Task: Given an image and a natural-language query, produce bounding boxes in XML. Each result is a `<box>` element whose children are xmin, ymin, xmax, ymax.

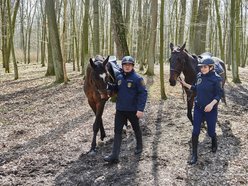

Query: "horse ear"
<box><xmin>103</xmin><ymin>56</ymin><xmax>109</xmax><ymax>67</ymax></box>
<box><xmin>90</xmin><ymin>58</ymin><xmax>97</xmax><ymax>69</ymax></box>
<box><xmin>170</xmin><ymin>43</ymin><xmax>174</xmax><ymax>51</ymax></box>
<box><xmin>180</xmin><ymin>42</ymin><xmax>186</xmax><ymax>51</ymax></box>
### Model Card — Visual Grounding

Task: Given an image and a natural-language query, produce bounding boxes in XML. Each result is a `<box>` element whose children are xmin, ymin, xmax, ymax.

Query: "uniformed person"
<box><xmin>104</xmin><ymin>56</ymin><xmax>148</xmax><ymax>163</ymax></box>
<box><xmin>179</xmin><ymin>58</ymin><xmax>223</xmax><ymax>165</ymax></box>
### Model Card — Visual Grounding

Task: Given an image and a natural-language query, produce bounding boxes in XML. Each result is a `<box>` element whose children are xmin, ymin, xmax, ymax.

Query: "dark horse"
<box><xmin>169</xmin><ymin>42</ymin><xmax>226</xmax><ymax>124</ymax></box>
<box><xmin>84</xmin><ymin>55</ymin><xmax>114</xmax><ymax>155</ymax></box>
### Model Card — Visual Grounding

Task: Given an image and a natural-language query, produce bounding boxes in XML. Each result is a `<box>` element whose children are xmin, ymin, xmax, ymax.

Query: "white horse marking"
<box><xmin>99</xmin><ymin>73</ymin><xmax>107</xmax><ymax>82</ymax></box>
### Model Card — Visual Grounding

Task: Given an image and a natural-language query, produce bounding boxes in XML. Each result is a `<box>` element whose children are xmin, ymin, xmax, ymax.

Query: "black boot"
<box><xmin>211</xmin><ymin>135</ymin><xmax>217</xmax><ymax>153</ymax></box>
<box><xmin>134</xmin><ymin>129</ymin><xmax>143</xmax><ymax>155</ymax></box>
<box><xmin>189</xmin><ymin>135</ymin><xmax>198</xmax><ymax>165</ymax></box>
<box><xmin>104</xmin><ymin>133</ymin><xmax>122</xmax><ymax>163</ymax></box>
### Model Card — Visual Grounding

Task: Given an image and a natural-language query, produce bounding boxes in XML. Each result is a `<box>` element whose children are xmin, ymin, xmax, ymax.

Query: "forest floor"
<box><xmin>0</xmin><ymin>62</ymin><xmax>247</xmax><ymax>186</ymax></box>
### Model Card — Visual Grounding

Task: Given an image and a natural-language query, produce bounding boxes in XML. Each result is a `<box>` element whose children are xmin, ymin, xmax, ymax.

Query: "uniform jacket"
<box><xmin>108</xmin><ymin>69</ymin><xmax>147</xmax><ymax>112</ymax></box>
<box><xmin>191</xmin><ymin>71</ymin><xmax>223</xmax><ymax>109</ymax></box>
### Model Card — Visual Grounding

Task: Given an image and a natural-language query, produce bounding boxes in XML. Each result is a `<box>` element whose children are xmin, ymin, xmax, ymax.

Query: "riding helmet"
<box><xmin>121</xmin><ymin>56</ymin><xmax>135</xmax><ymax>65</ymax></box>
<box><xmin>198</xmin><ymin>58</ymin><xmax>215</xmax><ymax>66</ymax></box>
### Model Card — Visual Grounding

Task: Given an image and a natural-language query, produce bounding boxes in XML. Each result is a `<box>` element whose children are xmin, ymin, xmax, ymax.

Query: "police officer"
<box><xmin>104</xmin><ymin>56</ymin><xmax>148</xmax><ymax>163</ymax></box>
<box><xmin>179</xmin><ymin>58</ymin><xmax>223</xmax><ymax>165</ymax></box>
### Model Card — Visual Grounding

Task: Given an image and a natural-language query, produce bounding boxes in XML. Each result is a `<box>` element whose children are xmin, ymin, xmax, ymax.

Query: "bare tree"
<box><xmin>110</xmin><ymin>0</ymin><xmax>129</xmax><ymax>58</ymax></box>
<box><xmin>45</xmin><ymin>0</ymin><xmax>65</xmax><ymax>83</ymax></box>
<box><xmin>230</xmin><ymin>0</ymin><xmax>241</xmax><ymax>83</ymax></box>
<box><xmin>189</xmin><ymin>0</ymin><xmax>199</xmax><ymax>51</ymax></box>
<box><xmin>159</xmin><ymin>0</ymin><xmax>167</xmax><ymax>99</ymax></box>
<box><xmin>93</xmin><ymin>0</ymin><xmax>100</xmax><ymax>54</ymax></box>
<box><xmin>146</xmin><ymin>0</ymin><xmax>158</xmax><ymax>75</ymax></box>
<box><xmin>81</xmin><ymin>0</ymin><xmax>90</xmax><ymax>75</ymax></box>
<box><xmin>194</xmin><ymin>0</ymin><xmax>210</xmax><ymax>54</ymax></box>
<box><xmin>178</xmin><ymin>0</ymin><xmax>186</xmax><ymax>44</ymax></box>
<box><xmin>214</xmin><ymin>0</ymin><xmax>224</xmax><ymax>60</ymax></box>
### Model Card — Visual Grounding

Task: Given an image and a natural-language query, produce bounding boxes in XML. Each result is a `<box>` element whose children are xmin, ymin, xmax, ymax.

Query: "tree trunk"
<box><xmin>46</xmin><ymin>35</ymin><xmax>55</xmax><ymax>76</ymax></box>
<box><xmin>40</xmin><ymin>0</ymin><xmax>46</xmax><ymax>67</ymax></box>
<box><xmin>189</xmin><ymin>0</ymin><xmax>198</xmax><ymax>51</ymax></box>
<box><xmin>137</xmin><ymin>0</ymin><xmax>144</xmax><ymax>70</ymax></box>
<box><xmin>230</xmin><ymin>0</ymin><xmax>241</xmax><ymax>83</ymax></box>
<box><xmin>0</xmin><ymin>0</ymin><xmax>8</xmax><ymax>71</ymax></box>
<box><xmin>110</xmin><ymin>0</ymin><xmax>129</xmax><ymax>58</ymax></box>
<box><xmin>194</xmin><ymin>0</ymin><xmax>210</xmax><ymax>54</ymax></box>
<box><xmin>81</xmin><ymin>0</ymin><xmax>90</xmax><ymax>75</ymax></box>
<box><xmin>45</xmin><ymin>0</ymin><xmax>65</xmax><ymax>83</ymax></box>
<box><xmin>159</xmin><ymin>0</ymin><xmax>167</xmax><ymax>100</ymax></box>
<box><xmin>214</xmin><ymin>0</ymin><xmax>224</xmax><ymax>60</ymax></box>
<box><xmin>235</xmin><ymin>0</ymin><xmax>241</xmax><ymax>67</ymax></box>
<box><xmin>178</xmin><ymin>0</ymin><xmax>186</xmax><ymax>44</ymax></box>
<box><xmin>93</xmin><ymin>0</ymin><xmax>100</xmax><ymax>54</ymax></box>
<box><xmin>62</xmin><ymin>0</ymin><xmax>69</xmax><ymax>84</ymax></box>
<box><xmin>146</xmin><ymin>0</ymin><xmax>157</xmax><ymax>76</ymax></box>
<box><xmin>20</xmin><ymin>0</ymin><xmax>27</xmax><ymax>64</ymax></box>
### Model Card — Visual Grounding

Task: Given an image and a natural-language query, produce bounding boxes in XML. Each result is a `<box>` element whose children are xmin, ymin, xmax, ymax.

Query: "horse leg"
<box><xmin>97</xmin><ymin>100</ymin><xmax>106</xmax><ymax>141</ymax></box>
<box><xmin>87</xmin><ymin>100</ymin><xmax>99</xmax><ymax>155</ymax></box>
<box><xmin>187</xmin><ymin>98</ymin><xmax>194</xmax><ymax>125</ymax></box>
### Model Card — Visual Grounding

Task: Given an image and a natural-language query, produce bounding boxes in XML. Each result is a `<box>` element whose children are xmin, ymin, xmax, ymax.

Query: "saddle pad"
<box><xmin>106</xmin><ymin>58</ymin><xmax>121</xmax><ymax>82</ymax></box>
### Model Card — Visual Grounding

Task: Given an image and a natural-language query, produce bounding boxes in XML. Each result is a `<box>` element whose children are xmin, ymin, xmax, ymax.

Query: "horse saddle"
<box><xmin>106</xmin><ymin>56</ymin><xmax>121</xmax><ymax>83</ymax></box>
<box><xmin>198</xmin><ymin>53</ymin><xmax>224</xmax><ymax>75</ymax></box>
<box><xmin>212</xmin><ymin>57</ymin><xmax>225</xmax><ymax>75</ymax></box>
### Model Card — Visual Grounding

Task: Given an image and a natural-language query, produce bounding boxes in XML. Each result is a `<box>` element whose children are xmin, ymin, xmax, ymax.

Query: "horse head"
<box><xmin>169</xmin><ymin>42</ymin><xmax>187</xmax><ymax>86</ymax></box>
<box><xmin>89</xmin><ymin>55</ymin><xmax>110</xmax><ymax>98</ymax></box>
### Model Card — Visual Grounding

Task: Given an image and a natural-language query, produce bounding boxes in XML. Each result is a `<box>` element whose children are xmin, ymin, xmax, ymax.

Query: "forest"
<box><xmin>0</xmin><ymin>0</ymin><xmax>248</xmax><ymax>185</ymax></box>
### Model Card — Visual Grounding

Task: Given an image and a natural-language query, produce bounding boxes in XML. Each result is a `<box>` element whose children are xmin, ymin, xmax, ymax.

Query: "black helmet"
<box><xmin>121</xmin><ymin>56</ymin><xmax>135</xmax><ymax>65</ymax></box>
<box><xmin>198</xmin><ymin>58</ymin><xmax>215</xmax><ymax>66</ymax></box>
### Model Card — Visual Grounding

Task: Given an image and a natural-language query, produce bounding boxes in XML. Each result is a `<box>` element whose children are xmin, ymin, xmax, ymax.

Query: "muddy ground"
<box><xmin>0</xmin><ymin>63</ymin><xmax>247</xmax><ymax>186</ymax></box>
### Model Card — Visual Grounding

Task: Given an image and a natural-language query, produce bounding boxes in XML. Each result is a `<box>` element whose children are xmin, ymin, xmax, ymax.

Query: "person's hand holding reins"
<box><xmin>178</xmin><ymin>79</ymin><xmax>192</xmax><ymax>89</ymax></box>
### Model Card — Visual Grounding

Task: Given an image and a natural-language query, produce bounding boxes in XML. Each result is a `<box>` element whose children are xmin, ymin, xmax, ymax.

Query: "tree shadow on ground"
<box><xmin>54</xmin><ymin>128</ymin><xmax>145</xmax><ymax>186</ymax></box>
<box><xmin>0</xmin><ymin>112</ymin><xmax>92</xmax><ymax>167</ymax></box>
<box><xmin>186</xmin><ymin>110</ymin><xmax>241</xmax><ymax>185</ymax></box>
<box><xmin>54</xmin><ymin>76</ymin><xmax>157</xmax><ymax>186</ymax></box>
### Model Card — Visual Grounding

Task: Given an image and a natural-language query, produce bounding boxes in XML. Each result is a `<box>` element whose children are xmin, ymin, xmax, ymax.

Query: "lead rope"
<box><xmin>178</xmin><ymin>76</ymin><xmax>186</xmax><ymax>103</ymax></box>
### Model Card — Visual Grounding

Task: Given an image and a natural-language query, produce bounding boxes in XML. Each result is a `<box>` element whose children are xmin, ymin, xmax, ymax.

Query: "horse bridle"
<box><xmin>96</xmin><ymin>62</ymin><xmax>116</xmax><ymax>100</ymax></box>
<box><xmin>170</xmin><ymin>54</ymin><xmax>186</xmax><ymax>78</ymax></box>
<box><xmin>170</xmin><ymin>54</ymin><xmax>195</xmax><ymax>102</ymax></box>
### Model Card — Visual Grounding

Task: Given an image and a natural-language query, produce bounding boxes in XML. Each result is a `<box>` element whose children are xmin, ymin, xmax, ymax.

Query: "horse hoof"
<box><xmin>100</xmin><ymin>134</ymin><xmax>106</xmax><ymax>141</ymax></box>
<box><xmin>87</xmin><ymin>149</ymin><xmax>97</xmax><ymax>156</ymax></box>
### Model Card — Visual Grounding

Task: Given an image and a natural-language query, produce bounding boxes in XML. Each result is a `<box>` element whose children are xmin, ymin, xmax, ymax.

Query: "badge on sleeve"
<box><xmin>140</xmin><ymin>79</ymin><xmax>146</xmax><ymax>86</ymax></box>
<box><xmin>118</xmin><ymin>80</ymin><xmax>122</xmax><ymax>86</ymax></box>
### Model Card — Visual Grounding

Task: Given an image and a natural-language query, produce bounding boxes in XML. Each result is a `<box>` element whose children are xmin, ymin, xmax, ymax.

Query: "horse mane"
<box><xmin>182</xmin><ymin>49</ymin><xmax>199</xmax><ymax>74</ymax></box>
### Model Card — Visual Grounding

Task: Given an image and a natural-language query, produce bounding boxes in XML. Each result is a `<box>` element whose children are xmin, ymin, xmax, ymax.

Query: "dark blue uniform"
<box><xmin>104</xmin><ymin>55</ymin><xmax>148</xmax><ymax>163</ymax></box>
<box><xmin>115</xmin><ymin>70</ymin><xmax>147</xmax><ymax>112</ymax></box>
<box><xmin>105</xmin><ymin>69</ymin><xmax>147</xmax><ymax>163</ymax></box>
<box><xmin>109</xmin><ymin>69</ymin><xmax>148</xmax><ymax>134</ymax></box>
<box><xmin>191</xmin><ymin>71</ymin><xmax>223</xmax><ymax>137</ymax></box>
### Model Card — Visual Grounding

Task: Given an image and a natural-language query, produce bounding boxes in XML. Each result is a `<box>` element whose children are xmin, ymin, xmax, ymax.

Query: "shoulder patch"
<box><xmin>140</xmin><ymin>79</ymin><xmax>146</xmax><ymax>86</ymax></box>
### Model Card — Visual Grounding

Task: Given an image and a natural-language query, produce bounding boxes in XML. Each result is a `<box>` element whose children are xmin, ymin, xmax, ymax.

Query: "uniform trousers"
<box><xmin>114</xmin><ymin>110</ymin><xmax>141</xmax><ymax>135</ymax></box>
<box><xmin>192</xmin><ymin>105</ymin><xmax>218</xmax><ymax>137</ymax></box>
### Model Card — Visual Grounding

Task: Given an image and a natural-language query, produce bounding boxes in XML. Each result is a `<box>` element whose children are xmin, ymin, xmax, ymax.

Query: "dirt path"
<box><xmin>0</xmin><ymin>64</ymin><xmax>247</xmax><ymax>185</ymax></box>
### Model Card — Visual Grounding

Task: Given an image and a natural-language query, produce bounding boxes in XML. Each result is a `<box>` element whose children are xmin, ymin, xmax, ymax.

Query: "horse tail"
<box><xmin>219</xmin><ymin>60</ymin><xmax>227</xmax><ymax>105</ymax></box>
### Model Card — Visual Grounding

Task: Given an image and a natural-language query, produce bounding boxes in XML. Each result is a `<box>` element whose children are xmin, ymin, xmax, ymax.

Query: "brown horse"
<box><xmin>84</xmin><ymin>55</ymin><xmax>112</xmax><ymax>155</ymax></box>
<box><xmin>169</xmin><ymin>42</ymin><xmax>226</xmax><ymax>124</ymax></box>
